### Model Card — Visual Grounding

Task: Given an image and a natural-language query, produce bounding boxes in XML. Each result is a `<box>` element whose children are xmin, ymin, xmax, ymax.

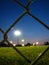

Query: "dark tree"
<box><xmin>16</xmin><ymin>44</ymin><xmax>21</xmax><ymax>47</ymax></box>
<box><xmin>25</xmin><ymin>43</ymin><xmax>31</xmax><ymax>46</ymax></box>
<box><xmin>0</xmin><ymin>42</ymin><xmax>10</xmax><ymax>47</ymax></box>
<box><xmin>44</xmin><ymin>42</ymin><xmax>49</xmax><ymax>45</ymax></box>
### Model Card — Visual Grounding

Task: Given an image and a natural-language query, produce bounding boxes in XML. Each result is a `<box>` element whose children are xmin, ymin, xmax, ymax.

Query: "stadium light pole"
<box><xmin>21</xmin><ymin>39</ymin><xmax>25</xmax><ymax>46</ymax></box>
<box><xmin>14</xmin><ymin>30</ymin><xmax>21</xmax><ymax>45</ymax></box>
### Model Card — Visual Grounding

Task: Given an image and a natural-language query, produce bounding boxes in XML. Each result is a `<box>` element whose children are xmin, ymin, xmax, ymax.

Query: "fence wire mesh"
<box><xmin>0</xmin><ymin>0</ymin><xmax>49</xmax><ymax>65</ymax></box>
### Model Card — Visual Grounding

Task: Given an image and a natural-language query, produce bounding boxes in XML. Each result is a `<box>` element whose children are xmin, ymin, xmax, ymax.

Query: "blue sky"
<box><xmin>0</xmin><ymin>0</ymin><xmax>49</xmax><ymax>42</ymax></box>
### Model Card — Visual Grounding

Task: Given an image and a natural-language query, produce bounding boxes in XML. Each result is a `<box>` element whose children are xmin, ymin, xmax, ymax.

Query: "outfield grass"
<box><xmin>0</xmin><ymin>46</ymin><xmax>49</xmax><ymax>65</ymax></box>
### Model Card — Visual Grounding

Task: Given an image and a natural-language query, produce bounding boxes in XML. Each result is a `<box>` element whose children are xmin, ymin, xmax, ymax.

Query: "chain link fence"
<box><xmin>0</xmin><ymin>0</ymin><xmax>49</xmax><ymax>65</ymax></box>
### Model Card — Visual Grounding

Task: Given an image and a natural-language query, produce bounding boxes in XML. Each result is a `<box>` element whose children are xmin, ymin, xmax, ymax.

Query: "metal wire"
<box><xmin>14</xmin><ymin>0</ymin><xmax>49</xmax><ymax>30</ymax></box>
<box><xmin>30</xmin><ymin>46</ymin><xmax>49</xmax><ymax>65</ymax></box>
<box><xmin>28</xmin><ymin>12</ymin><xmax>49</xmax><ymax>30</ymax></box>
<box><xmin>5</xmin><ymin>11</ymin><xmax>27</xmax><ymax>34</ymax></box>
<box><xmin>0</xmin><ymin>28</ymin><xmax>4</xmax><ymax>34</ymax></box>
<box><xmin>0</xmin><ymin>0</ymin><xmax>49</xmax><ymax>65</ymax></box>
<box><xmin>0</xmin><ymin>27</ymin><xmax>31</xmax><ymax>63</ymax></box>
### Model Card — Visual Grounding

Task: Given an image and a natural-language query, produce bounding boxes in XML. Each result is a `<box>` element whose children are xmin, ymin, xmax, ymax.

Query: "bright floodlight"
<box><xmin>36</xmin><ymin>42</ymin><xmax>39</xmax><ymax>44</ymax></box>
<box><xmin>22</xmin><ymin>44</ymin><xmax>24</xmax><ymax>46</ymax></box>
<box><xmin>21</xmin><ymin>39</ymin><xmax>25</xmax><ymax>42</ymax></box>
<box><xmin>33</xmin><ymin>43</ymin><xmax>36</xmax><ymax>46</ymax></box>
<box><xmin>13</xmin><ymin>44</ymin><xmax>16</xmax><ymax>46</ymax></box>
<box><xmin>14</xmin><ymin>30</ymin><xmax>21</xmax><ymax>36</ymax></box>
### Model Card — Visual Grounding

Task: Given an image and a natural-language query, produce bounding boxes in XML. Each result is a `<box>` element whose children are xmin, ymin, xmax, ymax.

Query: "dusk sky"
<box><xmin>0</xmin><ymin>0</ymin><xmax>49</xmax><ymax>43</ymax></box>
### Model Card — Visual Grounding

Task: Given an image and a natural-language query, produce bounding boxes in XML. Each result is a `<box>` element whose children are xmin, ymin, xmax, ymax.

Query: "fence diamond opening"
<box><xmin>0</xmin><ymin>0</ymin><xmax>49</xmax><ymax>65</ymax></box>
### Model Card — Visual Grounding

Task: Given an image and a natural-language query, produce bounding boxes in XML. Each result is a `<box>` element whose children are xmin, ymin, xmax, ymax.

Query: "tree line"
<box><xmin>0</xmin><ymin>42</ymin><xmax>49</xmax><ymax>47</ymax></box>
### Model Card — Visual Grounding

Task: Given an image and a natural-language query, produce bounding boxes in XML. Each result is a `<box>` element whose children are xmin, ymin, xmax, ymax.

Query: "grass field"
<box><xmin>0</xmin><ymin>46</ymin><xmax>49</xmax><ymax>65</ymax></box>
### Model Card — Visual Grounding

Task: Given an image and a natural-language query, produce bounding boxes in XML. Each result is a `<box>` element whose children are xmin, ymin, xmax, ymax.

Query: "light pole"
<box><xmin>14</xmin><ymin>30</ymin><xmax>21</xmax><ymax>45</ymax></box>
<box><xmin>21</xmin><ymin>39</ymin><xmax>25</xmax><ymax>46</ymax></box>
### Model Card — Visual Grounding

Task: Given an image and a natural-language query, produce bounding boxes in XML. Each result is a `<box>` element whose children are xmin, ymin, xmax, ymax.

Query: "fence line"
<box><xmin>0</xmin><ymin>0</ymin><xmax>49</xmax><ymax>65</ymax></box>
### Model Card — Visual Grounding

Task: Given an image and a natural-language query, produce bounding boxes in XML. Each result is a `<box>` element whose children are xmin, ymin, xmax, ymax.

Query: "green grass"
<box><xmin>0</xmin><ymin>46</ymin><xmax>49</xmax><ymax>65</ymax></box>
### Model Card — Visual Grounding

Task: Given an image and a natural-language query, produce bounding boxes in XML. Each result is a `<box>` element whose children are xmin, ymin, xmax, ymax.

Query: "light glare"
<box><xmin>22</xmin><ymin>44</ymin><xmax>24</xmax><ymax>46</ymax></box>
<box><xmin>36</xmin><ymin>42</ymin><xmax>39</xmax><ymax>44</ymax></box>
<box><xmin>13</xmin><ymin>44</ymin><xmax>16</xmax><ymax>46</ymax></box>
<box><xmin>14</xmin><ymin>30</ymin><xmax>21</xmax><ymax>36</ymax></box>
<box><xmin>21</xmin><ymin>39</ymin><xmax>25</xmax><ymax>42</ymax></box>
